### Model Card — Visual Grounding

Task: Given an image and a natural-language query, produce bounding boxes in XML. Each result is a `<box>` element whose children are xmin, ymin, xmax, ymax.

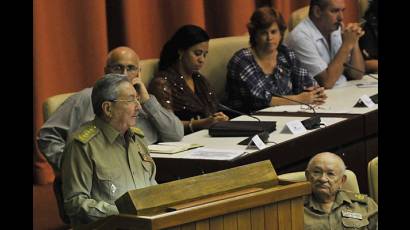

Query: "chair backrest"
<box><xmin>201</xmin><ymin>35</ymin><xmax>249</xmax><ymax>99</ymax></box>
<box><xmin>288</xmin><ymin>0</ymin><xmax>369</xmax><ymax>33</ymax></box>
<box><xmin>42</xmin><ymin>92</ymin><xmax>76</xmax><ymax>122</ymax></box>
<box><xmin>288</xmin><ymin>6</ymin><xmax>309</xmax><ymax>32</ymax></box>
<box><xmin>359</xmin><ymin>0</ymin><xmax>369</xmax><ymax>18</ymax></box>
<box><xmin>368</xmin><ymin>156</ymin><xmax>378</xmax><ymax>203</ymax></box>
<box><xmin>278</xmin><ymin>169</ymin><xmax>360</xmax><ymax>193</ymax></box>
<box><xmin>139</xmin><ymin>35</ymin><xmax>249</xmax><ymax>100</ymax></box>
<box><xmin>140</xmin><ymin>58</ymin><xmax>159</xmax><ymax>88</ymax></box>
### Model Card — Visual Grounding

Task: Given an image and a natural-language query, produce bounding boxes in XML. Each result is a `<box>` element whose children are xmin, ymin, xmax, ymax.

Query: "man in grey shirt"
<box><xmin>37</xmin><ymin>47</ymin><xmax>184</xmax><ymax>172</ymax></box>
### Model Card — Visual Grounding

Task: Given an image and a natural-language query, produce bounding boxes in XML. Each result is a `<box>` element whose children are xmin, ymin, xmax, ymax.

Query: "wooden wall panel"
<box><xmin>196</xmin><ymin>219</ymin><xmax>210</xmax><ymax>230</ymax></box>
<box><xmin>264</xmin><ymin>203</ymin><xmax>279</xmax><ymax>230</ymax></box>
<box><xmin>290</xmin><ymin>198</ymin><xmax>304</xmax><ymax>230</ymax></box>
<box><xmin>180</xmin><ymin>222</ymin><xmax>196</xmax><ymax>230</ymax></box>
<box><xmin>209</xmin><ymin>216</ymin><xmax>223</xmax><ymax>230</ymax></box>
<box><xmin>223</xmin><ymin>213</ymin><xmax>238</xmax><ymax>230</ymax></box>
<box><xmin>237</xmin><ymin>209</ymin><xmax>251</xmax><ymax>230</ymax></box>
<box><xmin>278</xmin><ymin>200</ymin><xmax>292</xmax><ymax>230</ymax></box>
<box><xmin>251</xmin><ymin>206</ymin><xmax>265</xmax><ymax>230</ymax></box>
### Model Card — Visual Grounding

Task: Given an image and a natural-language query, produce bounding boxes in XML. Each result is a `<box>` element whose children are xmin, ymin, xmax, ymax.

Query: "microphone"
<box><xmin>343</xmin><ymin>63</ymin><xmax>378</xmax><ymax>80</ymax></box>
<box><xmin>218</xmin><ymin>103</ymin><xmax>272</xmax><ymax>144</ymax></box>
<box><xmin>209</xmin><ymin>103</ymin><xmax>276</xmax><ymax>138</ymax></box>
<box><xmin>272</xmin><ymin>93</ymin><xmax>322</xmax><ymax>130</ymax></box>
<box><xmin>218</xmin><ymin>103</ymin><xmax>261</xmax><ymax>122</ymax></box>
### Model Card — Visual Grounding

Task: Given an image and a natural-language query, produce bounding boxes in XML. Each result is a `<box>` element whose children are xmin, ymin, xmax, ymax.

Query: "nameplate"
<box><xmin>359</xmin><ymin>95</ymin><xmax>376</xmax><ymax>108</ymax></box>
<box><xmin>283</xmin><ymin>120</ymin><xmax>307</xmax><ymax>134</ymax></box>
<box><xmin>341</xmin><ymin>210</ymin><xmax>363</xmax><ymax>220</ymax></box>
<box><xmin>250</xmin><ymin>134</ymin><xmax>267</xmax><ymax>150</ymax></box>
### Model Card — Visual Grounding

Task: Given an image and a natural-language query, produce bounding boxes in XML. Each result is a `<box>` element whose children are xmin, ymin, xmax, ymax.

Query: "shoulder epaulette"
<box><xmin>345</xmin><ymin>191</ymin><xmax>368</xmax><ymax>204</ymax></box>
<box><xmin>74</xmin><ymin>124</ymin><xmax>99</xmax><ymax>144</ymax></box>
<box><xmin>130</xmin><ymin>127</ymin><xmax>145</xmax><ymax>138</ymax></box>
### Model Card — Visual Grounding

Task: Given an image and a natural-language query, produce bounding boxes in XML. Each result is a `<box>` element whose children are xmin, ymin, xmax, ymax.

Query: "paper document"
<box><xmin>148</xmin><ymin>142</ymin><xmax>203</xmax><ymax>154</ymax></box>
<box><xmin>260</xmin><ymin>105</ymin><xmax>348</xmax><ymax>114</ymax></box>
<box><xmin>356</xmin><ymin>82</ymin><xmax>378</xmax><ymax>88</ymax></box>
<box><xmin>183</xmin><ymin>148</ymin><xmax>246</xmax><ymax>160</ymax></box>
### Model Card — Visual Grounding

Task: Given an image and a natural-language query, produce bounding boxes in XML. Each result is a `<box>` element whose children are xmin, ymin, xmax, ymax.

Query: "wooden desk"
<box><xmin>153</xmin><ymin>114</ymin><xmax>375</xmax><ymax>193</ymax></box>
<box><xmin>153</xmin><ymin>76</ymin><xmax>378</xmax><ymax>193</ymax></box>
<box><xmin>80</xmin><ymin>161</ymin><xmax>310</xmax><ymax>230</ymax></box>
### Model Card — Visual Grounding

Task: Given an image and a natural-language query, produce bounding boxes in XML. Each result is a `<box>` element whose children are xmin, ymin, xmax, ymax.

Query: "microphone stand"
<box><xmin>272</xmin><ymin>94</ymin><xmax>322</xmax><ymax>130</ymax></box>
<box><xmin>218</xmin><ymin>103</ymin><xmax>261</xmax><ymax>122</ymax></box>
<box><xmin>218</xmin><ymin>103</ymin><xmax>270</xmax><ymax>143</ymax></box>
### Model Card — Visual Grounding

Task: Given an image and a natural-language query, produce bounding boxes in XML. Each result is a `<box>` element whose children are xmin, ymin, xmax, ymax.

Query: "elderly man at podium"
<box><xmin>304</xmin><ymin>152</ymin><xmax>377</xmax><ymax>229</ymax></box>
<box><xmin>61</xmin><ymin>74</ymin><xmax>157</xmax><ymax>227</ymax></box>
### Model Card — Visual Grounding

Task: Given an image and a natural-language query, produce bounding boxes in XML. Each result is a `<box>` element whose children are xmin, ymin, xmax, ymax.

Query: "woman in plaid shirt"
<box><xmin>224</xmin><ymin>7</ymin><xmax>327</xmax><ymax>113</ymax></box>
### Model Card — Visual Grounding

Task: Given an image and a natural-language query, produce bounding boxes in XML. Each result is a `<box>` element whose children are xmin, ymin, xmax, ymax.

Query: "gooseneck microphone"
<box><xmin>218</xmin><ymin>103</ymin><xmax>261</xmax><ymax>122</ymax></box>
<box><xmin>343</xmin><ymin>63</ymin><xmax>378</xmax><ymax>80</ymax></box>
<box><xmin>218</xmin><ymin>103</ymin><xmax>273</xmax><ymax>144</ymax></box>
<box><xmin>272</xmin><ymin>93</ymin><xmax>322</xmax><ymax>130</ymax></box>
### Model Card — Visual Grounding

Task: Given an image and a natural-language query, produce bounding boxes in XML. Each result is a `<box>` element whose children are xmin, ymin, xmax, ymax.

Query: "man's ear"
<box><xmin>102</xmin><ymin>101</ymin><xmax>112</xmax><ymax>117</ymax></box>
<box><xmin>305</xmin><ymin>170</ymin><xmax>310</xmax><ymax>181</ymax></box>
<box><xmin>312</xmin><ymin>5</ymin><xmax>322</xmax><ymax>18</ymax></box>
<box><xmin>104</xmin><ymin>66</ymin><xmax>109</xmax><ymax>74</ymax></box>
<box><xmin>340</xmin><ymin>174</ymin><xmax>347</xmax><ymax>185</ymax></box>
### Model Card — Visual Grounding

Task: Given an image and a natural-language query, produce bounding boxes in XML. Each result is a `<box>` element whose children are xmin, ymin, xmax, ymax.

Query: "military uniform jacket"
<box><xmin>37</xmin><ymin>87</ymin><xmax>184</xmax><ymax>171</ymax></box>
<box><xmin>304</xmin><ymin>190</ymin><xmax>378</xmax><ymax>230</ymax></box>
<box><xmin>61</xmin><ymin>117</ymin><xmax>157</xmax><ymax>227</ymax></box>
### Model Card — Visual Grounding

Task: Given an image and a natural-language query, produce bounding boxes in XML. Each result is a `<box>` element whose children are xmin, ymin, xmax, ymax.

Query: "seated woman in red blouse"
<box><xmin>149</xmin><ymin>25</ymin><xmax>229</xmax><ymax>134</ymax></box>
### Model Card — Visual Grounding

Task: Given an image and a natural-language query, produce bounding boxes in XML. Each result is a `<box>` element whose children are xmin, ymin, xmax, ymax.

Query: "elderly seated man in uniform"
<box><xmin>61</xmin><ymin>74</ymin><xmax>157</xmax><ymax>227</ymax></box>
<box><xmin>304</xmin><ymin>152</ymin><xmax>378</xmax><ymax>229</ymax></box>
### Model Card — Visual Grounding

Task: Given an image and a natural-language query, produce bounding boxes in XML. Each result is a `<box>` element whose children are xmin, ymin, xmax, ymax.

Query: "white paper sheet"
<box><xmin>183</xmin><ymin>147</ymin><xmax>246</xmax><ymax>160</ymax></box>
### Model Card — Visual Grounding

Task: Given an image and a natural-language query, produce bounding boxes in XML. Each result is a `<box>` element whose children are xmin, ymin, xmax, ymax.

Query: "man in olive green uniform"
<box><xmin>61</xmin><ymin>74</ymin><xmax>157</xmax><ymax>227</ymax></box>
<box><xmin>304</xmin><ymin>152</ymin><xmax>378</xmax><ymax>229</ymax></box>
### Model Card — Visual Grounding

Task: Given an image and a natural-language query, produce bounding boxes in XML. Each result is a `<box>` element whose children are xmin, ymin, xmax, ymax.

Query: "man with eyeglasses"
<box><xmin>61</xmin><ymin>74</ymin><xmax>157</xmax><ymax>227</ymax></box>
<box><xmin>37</xmin><ymin>46</ymin><xmax>184</xmax><ymax>173</ymax></box>
<box><xmin>304</xmin><ymin>152</ymin><xmax>378</xmax><ymax>229</ymax></box>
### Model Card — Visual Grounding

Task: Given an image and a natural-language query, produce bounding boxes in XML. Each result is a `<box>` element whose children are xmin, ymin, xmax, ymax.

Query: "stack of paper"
<box><xmin>148</xmin><ymin>142</ymin><xmax>203</xmax><ymax>154</ymax></box>
<box><xmin>184</xmin><ymin>148</ymin><xmax>246</xmax><ymax>161</ymax></box>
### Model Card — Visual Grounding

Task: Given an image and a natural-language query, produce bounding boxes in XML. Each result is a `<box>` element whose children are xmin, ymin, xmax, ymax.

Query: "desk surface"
<box><xmin>152</xmin><ymin>76</ymin><xmax>378</xmax><ymax>193</ymax></box>
<box><xmin>259</xmin><ymin>75</ymin><xmax>378</xmax><ymax>115</ymax></box>
<box><xmin>151</xmin><ymin>116</ymin><xmax>346</xmax><ymax>160</ymax></box>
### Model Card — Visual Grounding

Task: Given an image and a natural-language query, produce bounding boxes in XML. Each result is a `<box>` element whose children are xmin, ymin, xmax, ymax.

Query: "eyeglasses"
<box><xmin>109</xmin><ymin>97</ymin><xmax>141</xmax><ymax>105</ymax></box>
<box><xmin>309</xmin><ymin>169</ymin><xmax>339</xmax><ymax>181</ymax></box>
<box><xmin>299</xmin><ymin>105</ymin><xmax>328</xmax><ymax>111</ymax></box>
<box><xmin>108</xmin><ymin>64</ymin><xmax>141</xmax><ymax>74</ymax></box>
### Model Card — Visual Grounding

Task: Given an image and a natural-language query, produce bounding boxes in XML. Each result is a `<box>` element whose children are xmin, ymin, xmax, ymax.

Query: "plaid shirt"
<box><xmin>224</xmin><ymin>45</ymin><xmax>317</xmax><ymax>113</ymax></box>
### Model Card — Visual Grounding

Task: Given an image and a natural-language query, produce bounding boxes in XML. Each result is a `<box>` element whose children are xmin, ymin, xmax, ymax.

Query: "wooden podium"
<box><xmin>79</xmin><ymin>160</ymin><xmax>311</xmax><ymax>230</ymax></box>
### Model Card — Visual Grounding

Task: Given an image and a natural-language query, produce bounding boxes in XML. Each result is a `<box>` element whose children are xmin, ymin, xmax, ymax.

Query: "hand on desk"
<box><xmin>210</xmin><ymin>112</ymin><xmax>230</xmax><ymax>122</ymax></box>
<box><xmin>190</xmin><ymin>112</ymin><xmax>230</xmax><ymax>131</ymax></box>
<box><xmin>299</xmin><ymin>86</ymin><xmax>327</xmax><ymax>105</ymax></box>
